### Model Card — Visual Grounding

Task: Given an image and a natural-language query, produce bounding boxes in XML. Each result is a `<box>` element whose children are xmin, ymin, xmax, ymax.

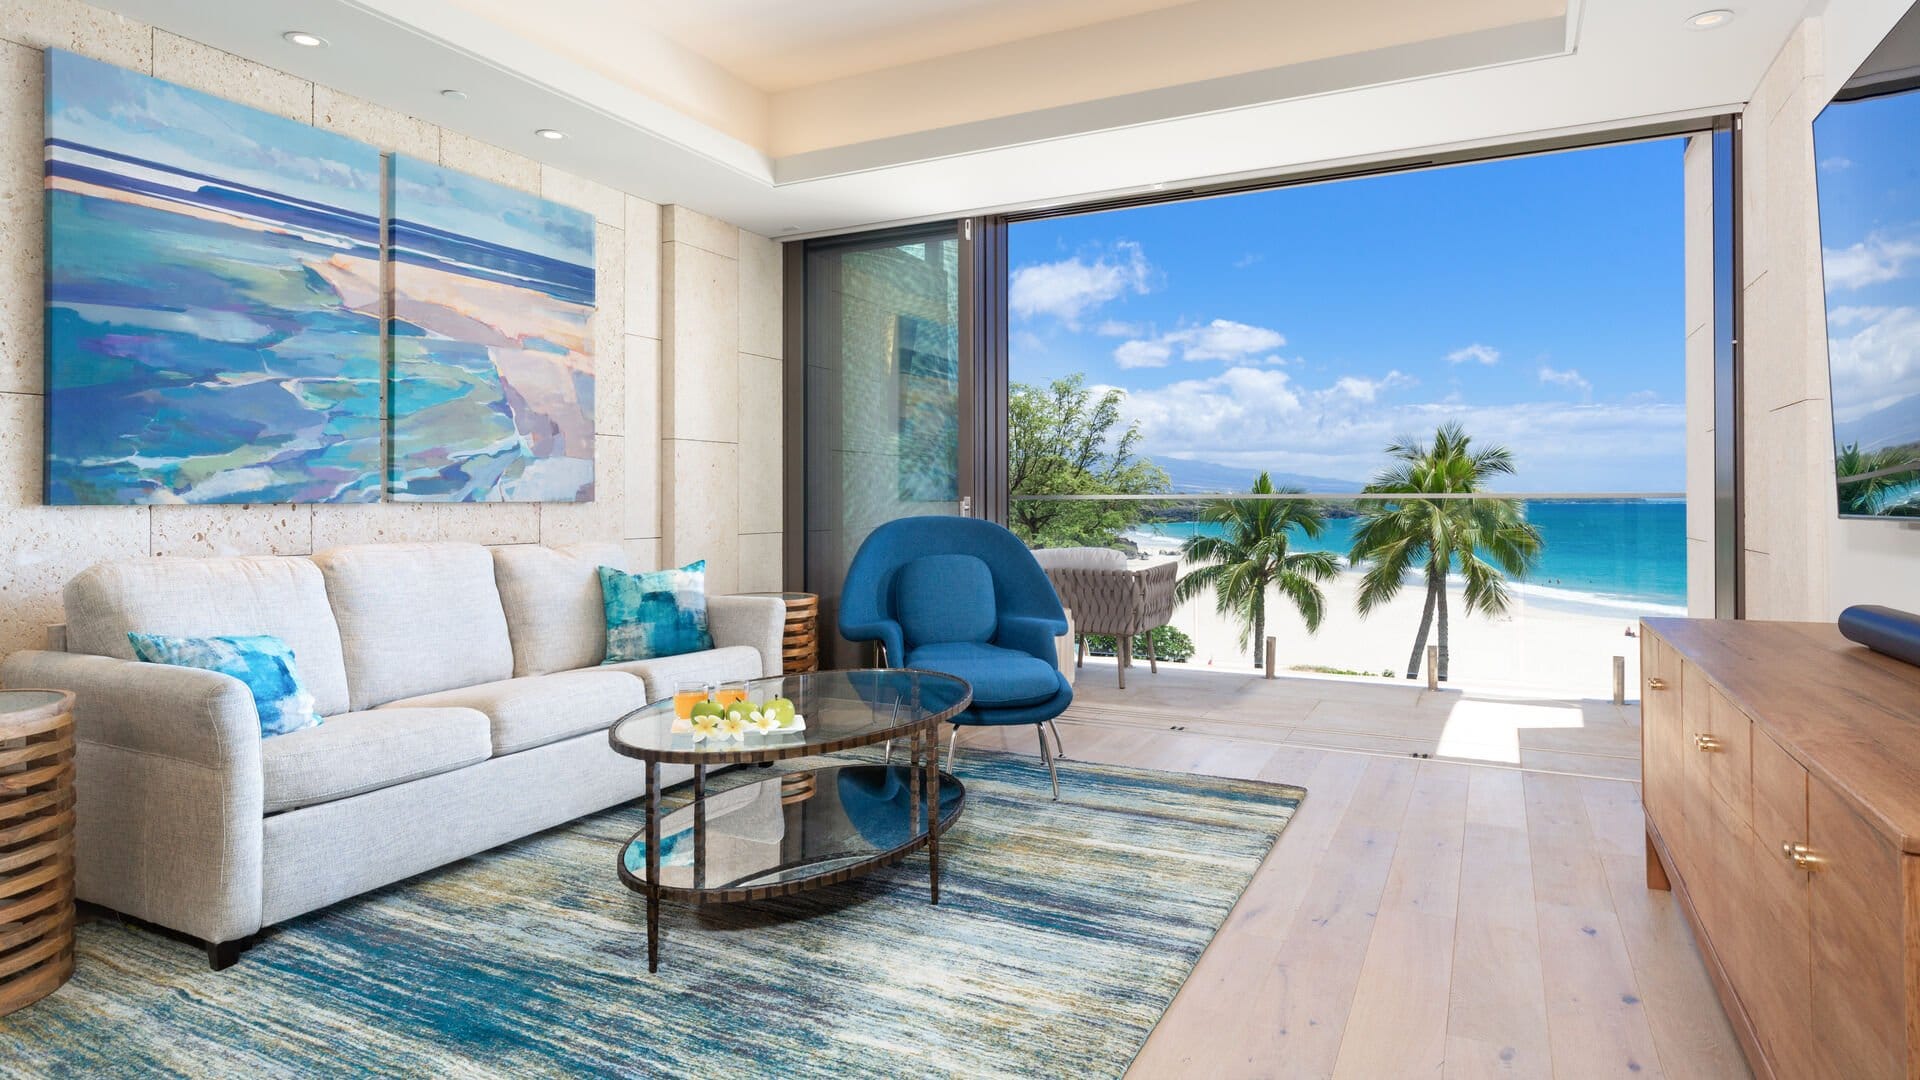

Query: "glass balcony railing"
<box><xmin>1013</xmin><ymin>491</ymin><xmax>1688</xmax><ymax>701</ymax></box>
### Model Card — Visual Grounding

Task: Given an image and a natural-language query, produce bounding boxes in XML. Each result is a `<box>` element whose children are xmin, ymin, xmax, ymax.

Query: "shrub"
<box><xmin>1085</xmin><ymin>625</ymin><xmax>1196</xmax><ymax>663</ymax></box>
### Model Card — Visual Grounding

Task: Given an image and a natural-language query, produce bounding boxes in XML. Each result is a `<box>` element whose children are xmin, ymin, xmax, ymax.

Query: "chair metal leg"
<box><xmin>1047</xmin><ymin>718</ymin><xmax>1065</xmax><ymax>759</ymax></box>
<box><xmin>1036</xmin><ymin>724</ymin><xmax>1059</xmax><ymax>800</ymax></box>
<box><xmin>1075</xmin><ymin>634</ymin><xmax>1085</xmax><ymax>669</ymax></box>
<box><xmin>1117</xmin><ymin>635</ymin><xmax>1129</xmax><ymax>690</ymax></box>
<box><xmin>884</xmin><ymin>738</ymin><xmax>893</xmax><ymax>765</ymax></box>
<box><xmin>1147</xmin><ymin>631</ymin><xmax>1158</xmax><ymax>674</ymax></box>
<box><xmin>946</xmin><ymin>724</ymin><xmax>959</xmax><ymax>774</ymax></box>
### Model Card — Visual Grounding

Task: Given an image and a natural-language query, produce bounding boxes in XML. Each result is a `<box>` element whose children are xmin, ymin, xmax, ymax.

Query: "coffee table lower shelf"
<box><xmin>617</xmin><ymin>763</ymin><xmax>964</xmax><ymax>968</ymax></box>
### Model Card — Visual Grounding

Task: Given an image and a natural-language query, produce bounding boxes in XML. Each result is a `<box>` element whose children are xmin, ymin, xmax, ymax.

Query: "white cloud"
<box><xmin>1111</xmin><ymin>318</ymin><xmax>1286</xmax><ymax>369</ymax></box>
<box><xmin>1010</xmin><ymin>241</ymin><xmax>1152</xmax><ymax>326</ymax></box>
<box><xmin>1112</xmin><ymin>368</ymin><xmax>1684</xmax><ymax>490</ymax></box>
<box><xmin>1823</xmin><ymin>232</ymin><xmax>1920</xmax><ymax>291</ymax></box>
<box><xmin>1325</xmin><ymin>371</ymin><xmax>1416</xmax><ymax>403</ymax></box>
<box><xmin>1829</xmin><ymin>305</ymin><xmax>1893</xmax><ymax>328</ymax></box>
<box><xmin>1113</xmin><ymin>338</ymin><xmax>1175</xmax><ymax>369</ymax></box>
<box><xmin>1233</xmin><ymin>253</ymin><xmax>1263</xmax><ymax>269</ymax></box>
<box><xmin>1095</xmin><ymin>319</ymin><xmax>1142</xmax><ymax>337</ymax></box>
<box><xmin>1828</xmin><ymin>305</ymin><xmax>1920</xmax><ymax>424</ymax></box>
<box><xmin>1446</xmin><ymin>343</ymin><xmax>1501</xmax><ymax>365</ymax></box>
<box><xmin>1819</xmin><ymin>157</ymin><xmax>1853</xmax><ymax>171</ymax></box>
<box><xmin>1538</xmin><ymin>366</ymin><xmax>1592</xmax><ymax>395</ymax></box>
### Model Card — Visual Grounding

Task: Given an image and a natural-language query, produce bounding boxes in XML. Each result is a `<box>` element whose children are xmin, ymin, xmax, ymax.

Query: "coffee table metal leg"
<box><xmin>693</xmin><ymin>764</ymin><xmax>706</xmax><ymax>891</ymax></box>
<box><xmin>645</xmin><ymin>758</ymin><xmax>660</xmax><ymax>972</ymax></box>
<box><xmin>926</xmin><ymin>723</ymin><xmax>940</xmax><ymax>905</ymax></box>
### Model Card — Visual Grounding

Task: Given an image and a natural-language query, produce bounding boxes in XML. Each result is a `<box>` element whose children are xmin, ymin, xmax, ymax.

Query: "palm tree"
<box><xmin>1175</xmin><ymin>473</ymin><xmax>1340</xmax><ymax>667</ymax></box>
<box><xmin>1837</xmin><ymin>441</ymin><xmax>1918</xmax><ymax>516</ymax></box>
<box><xmin>1348</xmin><ymin>422</ymin><xmax>1543</xmax><ymax>682</ymax></box>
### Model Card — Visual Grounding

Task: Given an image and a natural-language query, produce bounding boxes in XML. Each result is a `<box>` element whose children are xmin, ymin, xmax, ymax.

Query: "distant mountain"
<box><xmin>1839</xmin><ymin>392</ymin><xmax>1920</xmax><ymax>454</ymax></box>
<box><xmin>1155</xmin><ymin>456</ymin><xmax>1365</xmax><ymax>494</ymax></box>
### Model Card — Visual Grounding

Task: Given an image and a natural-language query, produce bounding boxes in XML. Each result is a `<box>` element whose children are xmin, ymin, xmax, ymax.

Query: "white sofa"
<box><xmin>0</xmin><ymin>541</ymin><xmax>783</xmax><ymax>969</ymax></box>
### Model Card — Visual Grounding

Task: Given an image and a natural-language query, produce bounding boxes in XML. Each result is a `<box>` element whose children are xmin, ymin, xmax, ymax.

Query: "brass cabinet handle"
<box><xmin>1647</xmin><ymin>677</ymin><xmax>1668</xmax><ymax>691</ymax></box>
<box><xmin>1781</xmin><ymin>841</ymin><xmax>1824</xmax><ymax>872</ymax></box>
<box><xmin>1694</xmin><ymin>733</ymin><xmax>1723</xmax><ymax>752</ymax></box>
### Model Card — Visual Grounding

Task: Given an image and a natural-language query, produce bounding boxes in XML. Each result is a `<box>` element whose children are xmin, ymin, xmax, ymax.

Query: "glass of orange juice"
<box><xmin>673</xmin><ymin>680</ymin><xmax>713</xmax><ymax>720</ymax></box>
<box><xmin>713</xmin><ymin>680</ymin><xmax>750</xmax><ymax>709</ymax></box>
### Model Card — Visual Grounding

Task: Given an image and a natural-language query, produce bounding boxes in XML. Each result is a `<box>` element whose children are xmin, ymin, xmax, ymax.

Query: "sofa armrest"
<box><xmin>998</xmin><ymin>614</ymin><xmax>1069</xmax><ymax>666</ymax></box>
<box><xmin>0</xmin><ymin>649</ymin><xmax>267</xmax><ymax>945</ymax></box>
<box><xmin>707</xmin><ymin>595</ymin><xmax>785</xmax><ymax>678</ymax></box>
<box><xmin>1</xmin><ymin>650</ymin><xmax>263</xmax><ymax>770</ymax></box>
<box><xmin>1137</xmin><ymin>560</ymin><xmax>1180</xmax><ymax>625</ymax></box>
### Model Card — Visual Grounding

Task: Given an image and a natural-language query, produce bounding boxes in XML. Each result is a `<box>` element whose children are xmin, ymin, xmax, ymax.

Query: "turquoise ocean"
<box><xmin>1131</xmin><ymin>499</ymin><xmax>1687</xmax><ymax>616</ymax></box>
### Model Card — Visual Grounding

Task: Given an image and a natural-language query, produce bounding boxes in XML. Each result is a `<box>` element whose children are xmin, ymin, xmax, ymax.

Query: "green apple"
<box><xmin>688</xmin><ymin>700</ymin><xmax>725</xmax><ymax>720</ymax></box>
<box><xmin>765</xmin><ymin>698</ymin><xmax>797</xmax><ymax>726</ymax></box>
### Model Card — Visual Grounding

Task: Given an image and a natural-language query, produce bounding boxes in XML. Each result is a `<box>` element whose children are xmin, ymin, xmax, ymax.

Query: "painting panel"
<box><xmin>387</xmin><ymin>155</ymin><xmax>596</xmax><ymax>502</ymax></box>
<box><xmin>896</xmin><ymin>313</ymin><xmax>959</xmax><ymax>502</ymax></box>
<box><xmin>43</xmin><ymin>50</ymin><xmax>385</xmax><ymax>505</ymax></box>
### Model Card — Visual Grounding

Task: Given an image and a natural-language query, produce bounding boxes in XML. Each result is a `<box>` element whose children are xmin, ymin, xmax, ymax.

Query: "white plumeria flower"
<box><xmin>717</xmin><ymin>711</ymin><xmax>748</xmax><ymax>741</ymax></box>
<box><xmin>688</xmin><ymin>714</ymin><xmax>722</xmax><ymax>743</ymax></box>
<box><xmin>747</xmin><ymin>707</ymin><xmax>781</xmax><ymax>734</ymax></box>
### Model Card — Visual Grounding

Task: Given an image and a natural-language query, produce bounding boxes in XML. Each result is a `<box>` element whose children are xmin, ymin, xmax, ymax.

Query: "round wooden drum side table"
<box><xmin>0</xmin><ymin>688</ymin><xmax>76</xmax><ymax>1017</ymax></box>
<box><xmin>738</xmin><ymin>592</ymin><xmax>820</xmax><ymax>674</ymax></box>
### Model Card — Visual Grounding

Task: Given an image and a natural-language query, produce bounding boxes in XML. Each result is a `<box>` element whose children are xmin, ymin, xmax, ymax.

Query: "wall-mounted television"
<box><xmin>1814</xmin><ymin>7</ymin><xmax>1920</xmax><ymax>520</ymax></box>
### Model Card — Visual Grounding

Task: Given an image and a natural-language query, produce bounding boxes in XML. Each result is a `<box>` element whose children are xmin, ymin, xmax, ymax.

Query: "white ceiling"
<box><xmin>89</xmin><ymin>0</ymin><xmax>1916</xmax><ymax>238</ymax></box>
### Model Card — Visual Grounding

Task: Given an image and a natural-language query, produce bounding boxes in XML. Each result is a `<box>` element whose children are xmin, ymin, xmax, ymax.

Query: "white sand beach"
<box><xmin>1123</xmin><ymin>534</ymin><xmax>1674</xmax><ymax>699</ymax></box>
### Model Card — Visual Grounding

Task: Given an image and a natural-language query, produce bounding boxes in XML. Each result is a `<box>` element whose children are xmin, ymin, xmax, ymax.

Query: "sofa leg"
<box><xmin>206</xmin><ymin>938</ymin><xmax>246</xmax><ymax>971</ymax></box>
<box><xmin>1117</xmin><ymin>637</ymin><xmax>1129</xmax><ymax>690</ymax></box>
<box><xmin>1076</xmin><ymin>634</ymin><xmax>1085</xmax><ymax>668</ymax></box>
<box><xmin>1146</xmin><ymin>632</ymin><xmax>1158</xmax><ymax>674</ymax></box>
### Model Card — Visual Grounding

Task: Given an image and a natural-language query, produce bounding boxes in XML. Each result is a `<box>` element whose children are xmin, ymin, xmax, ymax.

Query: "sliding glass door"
<box><xmin>798</xmin><ymin>223</ymin><xmax>969</xmax><ymax>666</ymax></box>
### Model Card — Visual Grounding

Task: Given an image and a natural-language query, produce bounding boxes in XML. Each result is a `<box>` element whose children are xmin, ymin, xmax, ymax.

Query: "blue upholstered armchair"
<box><xmin>839</xmin><ymin>517</ymin><xmax>1074</xmax><ymax>797</ymax></box>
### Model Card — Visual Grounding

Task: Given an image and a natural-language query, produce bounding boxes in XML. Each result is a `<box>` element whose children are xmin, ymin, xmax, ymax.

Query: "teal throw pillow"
<box><xmin>128</xmin><ymin>633</ymin><xmax>322</xmax><ymax>738</ymax></box>
<box><xmin>599</xmin><ymin>561</ymin><xmax>714</xmax><ymax>663</ymax></box>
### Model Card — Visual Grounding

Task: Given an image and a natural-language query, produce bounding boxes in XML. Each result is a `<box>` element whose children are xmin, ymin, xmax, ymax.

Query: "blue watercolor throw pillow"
<box><xmin>128</xmin><ymin>633</ymin><xmax>323</xmax><ymax>738</ymax></box>
<box><xmin>599</xmin><ymin>561</ymin><xmax>714</xmax><ymax>664</ymax></box>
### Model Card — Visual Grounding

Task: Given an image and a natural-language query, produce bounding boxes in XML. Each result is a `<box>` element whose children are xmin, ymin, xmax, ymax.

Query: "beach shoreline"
<box><xmin>1120</xmin><ymin>530</ymin><xmax>1665</xmax><ymax>698</ymax></box>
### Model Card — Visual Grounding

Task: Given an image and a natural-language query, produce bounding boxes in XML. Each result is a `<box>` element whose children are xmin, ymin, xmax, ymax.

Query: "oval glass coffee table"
<box><xmin>608</xmin><ymin>668</ymin><xmax>971</xmax><ymax>971</ymax></box>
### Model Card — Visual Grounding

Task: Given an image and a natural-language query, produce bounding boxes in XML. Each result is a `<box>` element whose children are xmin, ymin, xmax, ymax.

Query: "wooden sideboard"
<box><xmin>1641</xmin><ymin>618</ymin><xmax>1920</xmax><ymax>1080</ymax></box>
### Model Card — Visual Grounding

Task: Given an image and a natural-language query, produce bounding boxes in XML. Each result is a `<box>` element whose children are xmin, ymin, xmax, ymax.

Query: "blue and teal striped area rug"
<box><xmin>1</xmin><ymin>751</ymin><xmax>1302</xmax><ymax>1078</ymax></box>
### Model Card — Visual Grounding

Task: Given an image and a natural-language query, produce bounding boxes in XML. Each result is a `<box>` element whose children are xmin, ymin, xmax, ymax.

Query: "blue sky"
<box><xmin>1813</xmin><ymin>88</ymin><xmax>1920</xmax><ymax>449</ymax></box>
<box><xmin>1008</xmin><ymin>138</ymin><xmax>1688</xmax><ymax>491</ymax></box>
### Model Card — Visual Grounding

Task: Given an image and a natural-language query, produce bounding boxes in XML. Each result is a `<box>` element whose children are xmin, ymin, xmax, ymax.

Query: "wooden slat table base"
<box><xmin>780</xmin><ymin>596</ymin><xmax>820</xmax><ymax>675</ymax></box>
<box><xmin>0</xmin><ymin>690</ymin><xmax>76</xmax><ymax>1017</ymax></box>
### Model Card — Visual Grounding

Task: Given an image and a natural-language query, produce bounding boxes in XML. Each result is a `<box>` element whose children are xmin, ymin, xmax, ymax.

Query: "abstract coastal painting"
<box><xmin>43</xmin><ymin>49</ymin><xmax>385</xmax><ymax>505</ymax></box>
<box><xmin>387</xmin><ymin>155</ymin><xmax>596</xmax><ymax>502</ymax></box>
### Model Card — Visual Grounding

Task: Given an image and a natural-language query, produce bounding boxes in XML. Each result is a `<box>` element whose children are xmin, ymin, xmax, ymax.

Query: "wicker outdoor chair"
<box><xmin>1031</xmin><ymin>547</ymin><xmax>1179</xmax><ymax>689</ymax></box>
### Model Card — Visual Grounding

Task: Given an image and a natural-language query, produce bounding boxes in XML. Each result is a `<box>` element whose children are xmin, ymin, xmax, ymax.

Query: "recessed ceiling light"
<box><xmin>1686</xmin><ymin>9</ymin><xmax>1734</xmax><ymax>29</ymax></box>
<box><xmin>282</xmin><ymin>30</ymin><xmax>327</xmax><ymax>48</ymax></box>
<box><xmin>1148</xmin><ymin>182</ymin><xmax>1168</xmax><ymax>191</ymax></box>
<box><xmin>535</xmin><ymin>128</ymin><xmax>567</xmax><ymax>141</ymax></box>
<box><xmin>440</xmin><ymin>89</ymin><xmax>468</xmax><ymax>101</ymax></box>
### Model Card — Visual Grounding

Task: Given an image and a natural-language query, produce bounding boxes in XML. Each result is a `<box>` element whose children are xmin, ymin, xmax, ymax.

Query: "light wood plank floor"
<box><xmin>954</xmin><ymin>664</ymin><xmax>1749</xmax><ymax>1079</ymax></box>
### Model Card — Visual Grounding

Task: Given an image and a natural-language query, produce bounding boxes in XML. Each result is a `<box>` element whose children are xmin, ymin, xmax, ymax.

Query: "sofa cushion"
<box><xmin>64</xmin><ymin>555</ymin><xmax>352</xmax><ymax>717</ymax></box>
<box><xmin>894</xmin><ymin>554</ymin><xmax>996</xmax><ymax>647</ymax></box>
<box><xmin>381</xmin><ymin>669</ymin><xmax>647</xmax><ymax>756</ymax></box>
<box><xmin>600</xmin><ymin>561</ymin><xmax>714</xmax><ymax>663</ymax></box>
<box><xmin>1030</xmin><ymin>546</ymin><xmax>1128</xmax><ymax>571</ymax></box>
<box><xmin>128</xmin><ymin>632</ymin><xmax>322</xmax><ymax>738</ymax></box>
<box><xmin>906</xmin><ymin>641</ymin><xmax>1061</xmax><ymax>708</ymax></box>
<box><xmin>602</xmin><ymin>646</ymin><xmax>765</xmax><ymax>702</ymax></box>
<box><xmin>312</xmin><ymin>542</ymin><xmax>515</xmax><ymax>710</ymax></box>
<box><xmin>261</xmin><ymin>707</ymin><xmax>490</xmax><ymax>814</ymax></box>
<box><xmin>491</xmin><ymin>542</ymin><xmax>634</xmax><ymax>677</ymax></box>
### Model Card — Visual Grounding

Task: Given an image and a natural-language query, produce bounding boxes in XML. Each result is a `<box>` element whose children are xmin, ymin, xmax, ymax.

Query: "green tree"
<box><xmin>1174</xmin><ymin>472</ymin><xmax>1339</xmax><ymax>666</ymax></box>
<box><xmin>1837</xmin><ymin>442</ymin><xmax>1920</xmax><ymax>517</ymax></box>
<box><xmin>1008</xmin><ymin>374</ymin><xmax>1170</xmax><ymax>547</ymax></box>
<box><xmin>1348</xmin><ymin>422</ymin><xmax>1543</xmax><ymax>682</ymax></box>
